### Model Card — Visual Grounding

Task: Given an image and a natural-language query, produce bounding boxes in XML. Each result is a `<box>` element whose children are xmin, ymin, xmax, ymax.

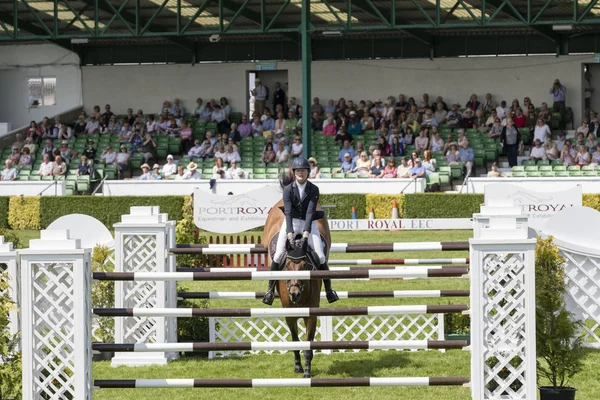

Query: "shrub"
<box><xmin>403</xmin><ymin>193</ymin><xmax>484</xmax><ymax>218</ymax></box>
<box><xmin>320</xmin><ymin>194</ymin><xmax>367</xmax><ymax>219</ymax></box>
<box><xmin>8</xmin><ymin>196</ymin><xmax>41</xmax><ymax>230</ymax></box>
<box><xmin>582</xmin><ymin>194</ymin><xmax>600</xmax><ymax>212</ymax></box>
<box><xmin>177</xmin><ymin>287</ymin><xmax>209</xmax><ymax>348</ymax></box>
<box><xmin>39</xmin><ymin>196</ymin><xmax>185</xmax><ymax>228</ymax></box>
<box><xmin>175</xmin><ymin>196</ymin><xmax>207</xmax><ymax>268</ymax></box>
<box><xmin>444</xmin><ymin>312</ymin><xmax>470</xmax><ymax>335</ymax></box>
<box><xmin>91</xmin><ymin>245</ymin><xmax>115</xmax><ymax>343</ymax></box>
<box><xmin>365</xmin><ymin>194</ymin><xmax>405</xmax><ymax>219</ymax></box>
<box><xmin>0</xmin><ymin>197</ymin><xmax>8</xmax><ymax>229</ymax></box>
<box><xmin>0</xmin><ymin>229</ymin><xmax>22</xmax><ymax>249</ymax></box>
<box><xmin>0</xmin><ymin>272</ymin><xmax>22</xmax><ymax>400</ymax></box>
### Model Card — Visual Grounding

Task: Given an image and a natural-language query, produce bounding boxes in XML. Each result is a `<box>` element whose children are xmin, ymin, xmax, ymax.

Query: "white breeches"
<box><xmin>273</xmin><ymin>219</ymin><xmax>326</xmax><ymax>265</ymax></box>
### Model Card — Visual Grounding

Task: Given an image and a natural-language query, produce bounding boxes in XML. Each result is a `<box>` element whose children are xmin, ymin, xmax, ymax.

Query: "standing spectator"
<box><xmin>272</xmin><ymin>82</ymin><xmax>285</xmax><ymax>111</ymax></box>
<box><xmin>501</xmin><ymin>118</ymin><xmax>522</xmax><ymax>167</ymax></box>
<box><xmin>458</xmin><ymin>141</ymin><xmax>474</xmax><ymax>176</ymax></box>
<box><xmin>52</xmin><ymin>155</ymin><xmax>67</xmax><ymax>176</ymax></box>
<box><xmin>534</xmin><ymin>119</ymin><xmax>551</xmax><ymax>143</ymax></box>
<box><xmin>585</xmin><ymin>70</ymin><xmax>594</xmax><ymax>118</ymax></box>
<box><xmin>253</xmin><ymin>78</ymin><xmax>268</xmax><ymax>116</ymax></box>
<box><xmin>549</xmin><ymin>78</ymin><xmax>566</xmax><ymax>127</ymax></box>
<box><xmin>0</xmin><ymin>160</ymin><xmax>18</xmax><ymax>181</ymax></box>
<box><xmin>38</xmin><ymin>154</ymin><xmax>54</xmax><ymax>177</ymax></box>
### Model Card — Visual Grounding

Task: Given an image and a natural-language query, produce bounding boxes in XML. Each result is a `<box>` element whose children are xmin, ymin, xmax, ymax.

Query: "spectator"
<box><xmin>323</xmin><ymin>115</ymin><xmax>337</xmax><ymax>136</ymax></box>
<box><xmin>481</xmin><ymin>93</ymin><xmax>496</xmax><ymax>112</ymax></box>
<box><xmin>404</xmin><ymin>127</ymin><xmax>414</xmax><ymax>145</ymax></box>
<box><xmin>184</xmin><ymin>162</ymin><xmax>201</xmax><ymax>180</ymax></box>
<box><xmin>284</xmin><ymin>110</ymin><xmax>297</xmax><ymax>133</ymax></box>
<box><xmin>529</xmin><ymin>139</ymin><xmax>546</xmax><ymax>162</ymax></box>
<box><xmin>561</xmin><ymin>140</ymin><xmax>576</xmax><ymax>166</ymax></box>
<box><xmin>466</xmin><ymin>94</ymin><xmax>480</xmax><ymax>111</ymax></box>
<box><xmin>155</xmin><ymin>115</ymin><xmax>168</xmax><ymax>133</ymax></box>
<box><xmin>238</xmin><ymin>115</ymin><xmax>252</xmax><ymax>138</ymax></box>
<box><xmin>496</xmin><ymin>100</ymin><xmax>508</xmax><ymax>119</ymax></box>
<box><xmin>187</xmin><ymin>140</ymin><xmax>202</xmax><ymax>160</ymax></box>
<box><xmin>26</xmin><ymin>121</ymin><xmax>41</xmax><ymax>143</ymax></box>
<box><xmin>354</xmin><ymin>151</ymin><xmax>371</xmax><ymax>173</ymax></box>
<box><xmin>220</xmin><ymin>97</ymin><xmax>231</xmax><ymax>120</ymax></box>
<box><xmin>534</xmin><ymin>119</ymin><xmax>551</xmax><ymax>143</ymax></box>
<box><xmin>276</xmin><ymin>142</ymin><xmax>289</xmax><ymax>164</ymax></box>
<box><xmin>137</xmin><ymin>163</ymin><xmax>152</xmax><ymax>180</ymax></box>
<box><xmin>151</xmin><ymin>164</ymin><xmax>164</xmax><ymax>180</ymax></box>
<box><xmin>252</xmin><ymin>78</ymin><xmax>268</xmax><ymax>116</ymax></box>
<box><xmin>199</xmin><ymin>139</ymin><xmax>214</xmax><ymax>159</ymax></box>
<box><xmin>421</xmin><ymin>109</ymin><xmax>438</xmax><ymax>128</ymax></box>
<box><xmin>308</xmin><ymin>157</ymin><xmax>321</xmax><ymax>179</ymax></box>
<box><xmin>291</xmin><ymin>136</ymin><xmax>303</xmax><ymax>157</ymax></box>
<box><xmin>544</xmin><ymin>138</ymin><xmax>559</xmax><ymax>161</ymax></box>
<box><xmin>224</xmin><ymin>145</ymin><xmax>241</xmax><ymax>164</ymax></box>
<box><xmin>211</xmin><ymin>105</ymin><xmax>228</xmax><ymax>134</ymax></box>
<box><xmin>501</xmin><ymin>118</ymin><xmax>521</xmax><ymax>167</ymax></box>
<box><xmin>576</xmin><ymin>144</ymin><xmax>590</xmax><ymax>166</ymax></box>
<box><xmin>459</xmin><ymin>108</ymin><xmax>475</xmax><ymax>129</ymax></box>
<box><xmin>484</xmin><ymin>109</ymin><xmax>498</xmax><ymax>127</ymax></box>
<box><xmin>105</xmin><ymin>115</ymin><xmax>119</xmax><ymax>135</ymax></box>
<box><xmin>38</xmin><ymin>154</ymin><xmax>53</xmax><ymax>177</ymax></box>
<box><xmin>166</xmin><ymin>115</ymin><xmax>181</xmax><ymax>136</ymax></box>
<box><xmin>310</xmin><ymin>112</ymin><xmax>322</xmax><ymax>132</ymax></box>
<box><xmin>325</xmin><ymin>99</ymin><xmax>336</xmax><ymax>115</ymax></box>
<box><xmin>192</xmin><ymin>98</ymin><xmax>204</xmax><ymax>116</ymax></box>
<box><xmin>591</xmin><ymin>144</ymin><xmax>600</xmax><ymax>168</ymax></box>
<box><xmin>8</xmin><ymin>146</ymin><xmax>20</xmax><ymax>165</ymax></box>
<box><xmin>1</xmin><ymin>160</ymin><xmax>18</xmax><ymax>181</ymax></box>
<box><xmin>40</xmin><ymin>118</ymin><xmax>55</xmax><ymax>139</ymax></box>
<box><xmin>586</xmin><ymin>133</ymin><xmax>598</xmax><ymax>151</ymax></box>
<box><xmin>390</xmin><ymin>136</ymin><xmax>404</xmax><ymax>157</ymax></box>
<box><xmin>422</xmin><ymin>150</ymin><xmax>436</xmax><ymax>176</ymax></box>
<box><xmin>214</xmin><ymin>144</ymin><xmax>227</xmax><ymax>161</ymax></box>
<box><xmin>370</xmin><ymin>157</ymin><xmax>385</xmax><ymax>178</ymax></box>
<box><xmin>101</xmin><ymin>145</ymin><xmax>117</xmax><ymax>165</ymax></box>
<box><xmin>60</xmin><ymin>140</ymin><xmax>78</xmax><ymax>163</ymax></box>
<box><xmin>430</xmin><ymin>130</ymin><xmax>444</xmax><ymax>153</ymax></box>
<box><xmin>42</xmin><ymin>139</ymin><xmax>56</xmax><ymax>158</ymax></box>
<box><xmin>272</xmin><ymin>82</ymin><xmax>286</xmax><ymax>111</ymax></box>
<box><xmin>415</xmin><ymin>128</ymin><xmax>429</xmax><ymax>153</ymax></box>
<box><xmin>446</xmin><ymin>104</ymin><xmax>462</xmax><ymax>127</ymax></box>
<box><xmin>159</xmin><ymin>155</ymin><xmax>176</xmax><ymax>177</ymax></box>
<box><xmin>555</xmin><ymin>131</ymin><xmax>567</xmax><ymax>153</ymax></box>
<box><xmin>408</xmin><ymin>151</ymin><xmax>418</xmax><ymax>167</ymax></box>
<box><xmin>200</xmin><ymin>103</ymin><xmax>213</xmax><ymax>122</ymax></box>
<box><xmin>338</xmin><ymin>140</ymin><xmax>355</xmax><ymax>162</ymax></box>
<box><xmin>577</xmin><ymin>119</ymin><xmax>590</xmax><ymax>136</ymax></box>
<box><xmin>311</xmin><ymin>97</ymin><xmax>324</xmax><ymax>117</ymax></box>
<box><xmin>179</xmin><ymin>120</ymin><xmax>193</xmax><ymax>153</ymax></box>
<box><xmin>19</xmin><ymin>147</ymin><xmax>32</xmax><ymax>167</ymax></box>
<box><xmin>85</xmin><ymin>115</ymin><xmax>100</xmax><ymax>134</ymax></box>
<box><xmin>489</xmin><ymin>117</ymin><xmax>503</xmax><ymax>139</ymax></box>
<box><xmin>434</xmin><ymin>102</ymin><xmax>447</xmax><ymax>125</ymax></box>
<box><xmin>262</xmin><ymin>143</ymin><xmax>276</xmax><ymax>164</ymax></box>
<box><xmin>125</xmin><ymin>108</ymin><xmax>135</xmax><ymax>126</ymax></box>
<box><xmin>591</xmin><ymin>118</ymin><xmax>600</xmax><ymax>136</ymax></box>
<box><xmin>458</xmin><ymin>141</ymin><xmax>474</xmax><ymax>176</ymax></box>
<box><xmin>375</xmin><ymin>136</ymin><xmax>389</xmax><ymax>157</ymax></box>
<box><xmin>383</xmin><ymin>158</ymin><xmax>397</xmax><ymax>178</ymax></box>
<box><xmin>119</xmin><ymin>122</ymin><xmax>133</xmax><ymax>144</ymax></box>
<box><xmin>76</xmin><ymin>156</ymin><xmax>90</xmax><ymax>176</ymax></box>
<box><xmin>116</xmin><ymin>145</ymin><xmax>130</xmax><ymax>179</ymax></box>
<box><xmin>549</xmin><ymin>78</ymin><xmax>566</xmax><ymax>127</ymax></box>
<box><xmin>145</xmin><ymin>114</ymin><xmax>157</xmax><ymax>134</ymax></box>
<box><xmin>174</xmin><ymin>165</ymin><xmax>186</xmax><ymax>180</ymax></box>
<box><xmin>334</xmin><ymin>152</ymin><xmax>355</xmax><ymax>174</ymax></box>
<box><xmin>274</xmin><ymin>112</ymin><xmax>287</xmax><ymax>135</ymax></box>
<box><xmin>347</xmin><ymin>111</ymin><xmax>362</xmax><ymax>135</ymax></box>
<box><xmin>513</xmin><ymin>108</ymin><xmax>526</xmax><ymax>128</ymax></box>
<box><xmin>52</xmin><ymin>155</ymin><xmax>67</xmax><ymax>176</ymax></box>
<box><xmin>137</xmin><ymin>133</ymin><xmax>155</xmax><ymax>164</ymax></box>
<box><xmin>410</xmin><ymin>158</ymin><xmax>425</xmax><ymax>178</ymax></box>
<box><xmin>487</xmin><ymin>162</ymin><xmax>504</xmax><ymax>178</ymax></box>
<box><xmin>473</xmin><ymin>109</ymin><xmax>486</xmax><ymax>129</ymax></box>
<box><xmin>227</xmin><ymin>160</ymin><xmax>247</xmax><ymax>179</ymax></box>
<box><xmin>538</xmin><ymin>102</ymin><xmax>552</xmax><ymax>124</ymax></box>
<box><xmin>170</xmin><ymin>98</ymin><xmax>184</xmax><ymax>116</ymax></box>
<box><xmin>397</xmin><ymin>157</ymin><xmax>411</xmax><ymax>178</ymax></box>
<box><xmin>251</xmin><ymin>115</ymin><xmax>264</xmax><ymax>137</ymax></box>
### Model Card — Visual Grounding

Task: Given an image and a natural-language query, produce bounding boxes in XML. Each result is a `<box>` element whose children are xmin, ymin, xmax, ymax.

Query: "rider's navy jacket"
<box><xmin>283</xmin><ymin>180</ymin><xmax>319</xmax><ymax>234</ymax></box>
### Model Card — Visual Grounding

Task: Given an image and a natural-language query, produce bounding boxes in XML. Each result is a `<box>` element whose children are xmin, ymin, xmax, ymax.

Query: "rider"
<box><xmin>262</xmin><ymin>157</ymin><xmax>339</xmax><ymax>305</ymax></box>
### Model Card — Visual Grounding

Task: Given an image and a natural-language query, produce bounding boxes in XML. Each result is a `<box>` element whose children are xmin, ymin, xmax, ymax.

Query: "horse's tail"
<box><xmin>279</xmin><ymin>168</ymin><xmax>294</xmax><ymax>189</ymax></box>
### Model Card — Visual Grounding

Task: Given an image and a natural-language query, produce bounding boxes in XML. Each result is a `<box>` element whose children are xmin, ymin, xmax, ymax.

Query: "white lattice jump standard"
<box><xmin>94</xmin><ymin>304</ymin><xmax>468</xmax><ymax>317</ymax></box>
<box><xmin>93</xmin><ymin>267</ymin><xmax>469</xmax><ymax>282</ymax></box>
<box><xmin>93</xmin><ymin>339</ymin><xmax>468</xmax><ymax>353</ymax></box>
<box><xmin>329</xmin><ymin>258</ymin><xmax>470</xmax><ymax>265</ymax></box>
<box><xmin>171</xmin><ymin>241</ymin><xmax>470</xmax><ymax>254</ymax></box>
<box><xmin>178</xmin><ymin>289</ymin><xmax>470</xmax><ymax>300</ymax></box>
<box><xmin>94</xmin><ymin>377</ymin><xmax>471</xmax><ymax>389</ymax></box>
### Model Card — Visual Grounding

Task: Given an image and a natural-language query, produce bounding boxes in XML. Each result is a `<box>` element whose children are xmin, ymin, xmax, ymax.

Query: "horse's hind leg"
<box><xmin>303</xmin><ymin>316</ymin><xmax>317</xmax><ymax>378</ymax></box>
<box><xmin>286</xmin><ymin>317</ymin><xmax>304</xmax><ymax>374</ymax></box>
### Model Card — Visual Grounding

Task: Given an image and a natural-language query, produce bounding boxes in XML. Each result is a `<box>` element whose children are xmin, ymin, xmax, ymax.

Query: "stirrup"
<box><xmin>325</xmin><ymin>289</ymin><xmax>339</xmax><ymax>304</ymax></box>
<box><xmin>262</xmin><ymin>280</ymin><xmax>277</xmax><ymax>306</ymax></box>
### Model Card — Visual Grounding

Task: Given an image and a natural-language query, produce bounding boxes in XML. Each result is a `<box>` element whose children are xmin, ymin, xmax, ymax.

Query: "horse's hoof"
<box><xmin>303</xmin><ymin>372</ymin><xmax>311</xmax><ymax>379</ymax></box>
<box><xmin>294</xmin><ymin>366</ymin><xmax>304</xmax><ymax>374</ymax></box>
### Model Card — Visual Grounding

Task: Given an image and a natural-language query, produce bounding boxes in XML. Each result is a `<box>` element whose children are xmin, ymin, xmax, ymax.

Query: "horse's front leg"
<box><xmin>286</xmin><ymin>317</ymin><xmax>304</xmax><ymax>374</ymax></box>
<box><xmin>303</xmin><ymin>316</ymin><xmax>317</xmax><ymax>378</ymax></box>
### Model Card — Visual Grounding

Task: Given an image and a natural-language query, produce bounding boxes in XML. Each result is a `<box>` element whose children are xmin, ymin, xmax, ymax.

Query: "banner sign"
<box><xmin>329</xmin><ymin>219</ymin><xmax>472</xmax><ymax>231</ymax></box>
<box><xmin>194</xmin><ymin>186</ymin><xmax>282</xmax><ymax>233</ymax></box>
<box><xmin>484</xmin><ymin>184</ymin><xmax>582</xmax><ymax>230</ymax></box>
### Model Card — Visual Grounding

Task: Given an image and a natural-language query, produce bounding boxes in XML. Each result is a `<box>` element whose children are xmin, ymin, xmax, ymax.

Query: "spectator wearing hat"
<box><xmin>227</xmin><ymin>160</ymin><xmax>247</xmax><ymax>179</ymax></box>
<box><xmin>334</xmin><ymin>152</ymin><xmax>355</xmax><ymax>174</ymax></box>
<box><xmin>151</xmin><ymin>164</ymin><xmax>164</xmax><ymax>180</ymax></box>
<box><xmin>529</xmin><ymin>139</ymin><xmax>547</xmax><ymax>162</ymax></box>
<box><xmin>459</xmin><ymin>108</ymin><xmax>475</xmax><ymax>129</ymax></box>
<box><xmin>137</xmin><ymin>164</ymin><xmax>152</xmax><ymax>180</ymax></box>
<box><xmin>183</xmin><ymin>162</ymin><xmax>200</xmax><ymax>180</ymax></box>
<box><xmin>409</xmin><ymin>158</ymin><xmax>425</xmax><ymax>178</ymax></box>
<box><xmin>160</xmin><ymin>155</ymin><xmax>176</xmax><ymax>177</ymax></box>
<box><xmin>308</xmin><ymin>157</ymin><xmax>321</xmax><ymax>179</ymax></box>
<box><xmin>52</xmin><ymin>155</ymin><xmax>67</xmax><ymax>177</ymax></box>
<box><xmin>60</xmin><ymin>140</ymin><xmax>78</xmax><ymax>164</ymax></box>
<box><xmin>1</xmin><ymin>159</ymin><xmax>17</xmax><ymax>181</ymax></box>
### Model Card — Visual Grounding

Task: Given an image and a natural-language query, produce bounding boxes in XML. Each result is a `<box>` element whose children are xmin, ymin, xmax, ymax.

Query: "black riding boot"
<box><xmin>320</xmin><ymin>263</ymin><xmax>339</xmax><ymax>303</ymax></box>
<box><xmin>262</xmin><ymin>260</ymin><xmax>280</xmax><ymax>305</ymax></box>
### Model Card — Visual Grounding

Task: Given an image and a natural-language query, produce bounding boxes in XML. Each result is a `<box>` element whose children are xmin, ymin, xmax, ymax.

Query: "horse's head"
<box><xmin>283</xmin><ymin>244</ymin><xmax>313</xmax><ymax>305</ymax></box>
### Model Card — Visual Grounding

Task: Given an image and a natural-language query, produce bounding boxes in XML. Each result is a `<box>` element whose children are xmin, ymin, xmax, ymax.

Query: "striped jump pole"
<box><xmin>177</xmin><ymin>289</ymin><xmax>471</xmax><ymax>300</ymax></box>
<box><xmin>170</xmin><ymin>241</ymin><xmax>469</xmax><ymax>255</ymax></box>
<box><xmin>176</xmin><ymin>265</ymin><xmax>468</xmax><ymax>273</ymax></box>
<box><xmin>94</xmin><ymin>377</ymin><xmax>470</xmax><ymax>388</ymax></box>
<box><xmin>93</xmin><ymin>339</ymin><xmax>467</xmax><ymax>353</ymax></box>
<box><xmin>93</xmin><ymin>267</ymin><xmax>469</xmax><ymax>282</ymax></box>
<box><xmin>328</xmin><ymin>258</ymin><xmax>470</xmax><ymax>265</ymax></box>
<box><xmin>93</xmin><ymin>304</ymin><xmax>468</xmax><ymax>318</ymax></box>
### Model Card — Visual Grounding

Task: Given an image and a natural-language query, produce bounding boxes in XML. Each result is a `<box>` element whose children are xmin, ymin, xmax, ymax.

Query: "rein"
<box><xmin>283</xmin><ymin>249</ymin><xmax>317</xmax><ymax>307</ymax></box>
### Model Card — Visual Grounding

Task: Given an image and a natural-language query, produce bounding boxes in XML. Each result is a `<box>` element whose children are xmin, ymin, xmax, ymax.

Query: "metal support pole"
<box><xmin>301</xmin><ymin>0</ymin><xmax>312</xmax><ymax>158</ymax></box>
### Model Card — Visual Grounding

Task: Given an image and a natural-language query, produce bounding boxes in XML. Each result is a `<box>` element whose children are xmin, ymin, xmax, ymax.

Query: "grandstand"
<box><xmin>0</xmin><ymin>1</ymin><xmax>599</xmax><ymax>195</ymax></box>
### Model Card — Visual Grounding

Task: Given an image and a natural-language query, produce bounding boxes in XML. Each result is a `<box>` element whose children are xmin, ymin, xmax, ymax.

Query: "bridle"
<box><xmin>283</xmin><ymin>245</ymin><xmax>316</xmax><ymax>306</ymax></box>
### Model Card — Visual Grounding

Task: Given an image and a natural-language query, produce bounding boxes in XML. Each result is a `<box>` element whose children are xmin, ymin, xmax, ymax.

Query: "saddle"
<box><xmin>278</xmin><ymin>206</ymin><xmax>325</xmax><ymax>221</ymax></box>
<box><xmin>269</xmin><ymin>231</ymin><xmax>328</xmax><ymax>268</ymax></box>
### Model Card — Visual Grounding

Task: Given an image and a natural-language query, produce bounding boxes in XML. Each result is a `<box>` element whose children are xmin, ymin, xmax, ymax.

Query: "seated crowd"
<box><xmin>1</xmin><ymin>80</ymin><xmax>580</xmax><ymax>184</ymax></box>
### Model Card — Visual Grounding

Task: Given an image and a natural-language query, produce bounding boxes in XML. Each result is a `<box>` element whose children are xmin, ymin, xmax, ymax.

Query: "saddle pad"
<box><xmin>269</xmin><ymin>232</ymin><xmax>328</xmax><ymax>261</ymax></box>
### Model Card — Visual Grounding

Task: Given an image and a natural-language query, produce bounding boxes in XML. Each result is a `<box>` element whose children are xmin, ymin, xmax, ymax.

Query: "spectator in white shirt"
<box><xmin>291</xmin><ymin>136</ymin><xmax>303</xmax><ymax>157</ymax></box>
<box><xmin>38</xmin><ymin>154</ymin><xmax>54</xmax><ymax>176</ymax></box>
<box><xmin>224</xmin><ymin>145</ymin><xmax>241</xmax><ymax>163</ymax></box>
<box><xmin>227</xmin><ymin>160</ymin><xmax>247</xmax><ymax>179</ymax></box>
<box><xmin>101</xmin><ymin>145</ymin><xmax>117</xmax><ymax>165</ymax></box>
<box><xmin>162</xmin><ymin>154</ymin><xmax>177</xmax><ymax>176</ymax></box>
<box><xmin>188</xmin><ymin>140</ymin><xmax>203</xmax><ymax>159</ymax></box>
<box><xmin>1</xmin><ymin>160</ymin><xmax>18</xmax><ymax>181</ymax></box>
<box><xmin>214</xmin><ymin>145</ymin><xmax>227</xmax><ymax>161</ymax></box>
<box><xmin>205</xmin><ymin>131</ymin><xmax>217</xmax><ymax>147</ymax></box>
<box><xmin>529</xmin><ymin>139</ymin><xmax>547</xmax><ymax>161</ymax></box>
<box><xmin>276</xmin><ymin>142</ymin><xmax>289</xmax><ymax>164</ymax></box>
<box><xmin>174</xmin><ymin>165</ymin><xmax>186</xmax><ymax>180</ymax></box>
<box><xmin>85</xmin><ymin>115</ymin><xmax>100</xmax><ymax>134</ymax></box>
<box><xmin>533</xmin><ymin>119</ymin><xmax>551</xmax><ymax>143</ymax></box>
<box><xmin>496</xmin><ymin>101</ymin><xmax>508</xmax><ymax>119</ymax></box>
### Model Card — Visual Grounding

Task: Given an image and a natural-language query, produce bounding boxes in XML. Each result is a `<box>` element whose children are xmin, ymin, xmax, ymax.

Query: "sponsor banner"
<box><xmin>329</xmin><ymin>219</ymin><xmax>472</xmax><ymax>231</ymax></box>
<box><xmin>484</xmin><ymin>184</ymin><xmax>582</xmax><ymax>230</ymax></box>
<box><xmin>194</xmin><ymin>186</ymin><xmax>281</xmax><ymax>233</ymax></box>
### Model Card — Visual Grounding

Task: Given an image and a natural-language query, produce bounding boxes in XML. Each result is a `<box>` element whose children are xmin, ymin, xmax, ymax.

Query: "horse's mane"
<box><xmin>279</xmin><ymin>169</ymin><xmax>294</xmax><ymax>189</ymax></box>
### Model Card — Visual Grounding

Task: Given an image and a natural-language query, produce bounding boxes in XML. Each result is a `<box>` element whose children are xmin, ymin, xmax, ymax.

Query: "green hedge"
<box><xmin>403</xmin><ymin>193</ymin><xmax>484</xmax><ymax>218</ymax></box>
<box><xmin>320</xmin><ymin>194</ymin><xmax>367</xmax><ymax>219</ymax></box>
<box><xmin>40</xmin><ymin>196</ymin><xmax>185</xmax><ymax>229</ymax></box>
<box><xmin>0</xmin><ymin>197</ymin><xmax>8</xmax><ymax>229</ymax></box>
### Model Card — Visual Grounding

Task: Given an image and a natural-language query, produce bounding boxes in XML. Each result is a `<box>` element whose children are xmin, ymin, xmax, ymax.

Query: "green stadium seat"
<box><xmin>540</xmin><ymin>171</ymin><xmax>555</xmax><ymax>177</ymax></box>
<box><xmin>525</xmin><ymin>166</ymin><xmax>538</xmax><ymax>172</ymax></box>
<box><xmin>555</xmin><ymin>171</ymin><xmax>569</xmax><ymax>177</ymax></box>
<box><xmin>569</xmin><ymin>171</ymin><xmax>583</xmax><ymax>177</ymax></box>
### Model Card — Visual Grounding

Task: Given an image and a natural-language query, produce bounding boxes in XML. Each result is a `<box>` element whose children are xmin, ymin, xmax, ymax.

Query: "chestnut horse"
<box><xmin>263</xmin><ymin>198</ymin><xmax>331</xmax><ymax>378</ymax></box>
